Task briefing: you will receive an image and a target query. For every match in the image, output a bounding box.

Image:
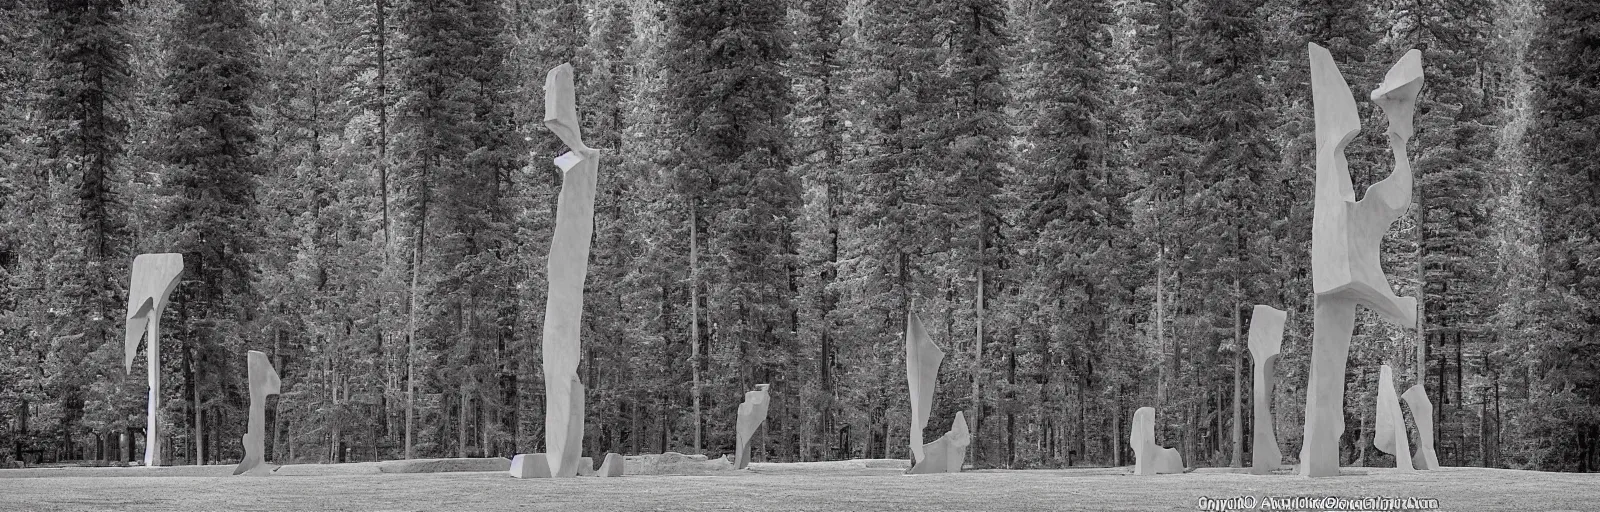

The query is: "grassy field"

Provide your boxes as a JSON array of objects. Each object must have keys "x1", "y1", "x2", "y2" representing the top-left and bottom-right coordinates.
[{"x1": 1, "y1": 462, "x2": 1595, "y2": 511}]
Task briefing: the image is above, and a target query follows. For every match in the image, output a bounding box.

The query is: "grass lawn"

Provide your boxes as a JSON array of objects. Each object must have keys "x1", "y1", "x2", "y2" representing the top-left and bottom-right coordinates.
[{"x1": 1, "y1": 462, "x2": 1594, "y2": 511}]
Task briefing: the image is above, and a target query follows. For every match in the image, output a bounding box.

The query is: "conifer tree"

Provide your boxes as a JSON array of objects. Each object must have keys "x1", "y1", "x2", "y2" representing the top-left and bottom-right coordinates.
[
  {"x1": 840, "y1": 0, "x2": 951, "y2": 460},
  {"x1": 937, "y1": 0, "x2": 1013, "y2": 467},
  {"x1": 1525, "y1": 0, "x2": 1600, "y2": 472},
  {"x1": 34, "y1": 0, "x2": 131, "y2": 458},
  {"x1": 662, "y1": 0, "x2": 798, "y2": 459},
  {"x1": 1011, "y1": 0, "x2": 1129, "y2": 468},
  {"x1": 1187, "y1": 0, "x2": 1277, "y2": 468},
  {"x1": 790, "y1": 0, "x2": 848, "y2": 460},
  {"x1": 154, "y1": 0, "x2": 263, "y2": 464}
]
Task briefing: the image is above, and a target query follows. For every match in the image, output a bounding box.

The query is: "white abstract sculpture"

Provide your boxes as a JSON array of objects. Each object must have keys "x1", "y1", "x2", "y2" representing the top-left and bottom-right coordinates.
[
  {"x1": 735, "y1": 384, "x2": 771, "y2": 469},
  {"x1": 124, "y1": 253, "x2": 183, "y2": 467},
  {"x1": 1402, "y1": 384, "x2": 1440, "y2": 470},
  {"x1": 234, "y1": 350, "x2": 281, "y2": 476},
  {"x1": 1298, "y1": 43, "x2": 1423, "y2": 477},
  {"x1": 905, "y1": 312, "x2": 944, "y2": 465},
  {"x1": 1374, "y1": 364, "x2": 1413, "y2": 470},
  {"x1": 1248, "y1": 305, "x2": 1286, "y2": 475},
  {"x1": 905, "y1": 411, "x2": 969, "y2": 475},
  {"x1": 540, "y1": 62, "x2": 599, "y2": 478},
  {"x1": 1131, "y1": 407, "x2": 1184, "y2": 475}
]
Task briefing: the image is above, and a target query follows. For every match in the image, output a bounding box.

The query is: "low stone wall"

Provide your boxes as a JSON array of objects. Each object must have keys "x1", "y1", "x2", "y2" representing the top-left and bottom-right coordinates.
[
  {"x1": 622, "y1": 452, "x2": 733, "y2": 475},
  {"x1": 377, "y1": 457, "x2": 512, "y2": 474}
]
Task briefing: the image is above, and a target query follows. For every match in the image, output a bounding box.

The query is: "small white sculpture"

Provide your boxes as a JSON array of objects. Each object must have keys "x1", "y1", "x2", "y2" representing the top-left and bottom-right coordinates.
[{"x1": 233, "y1": 351, "x2": 281, "y2": 476}]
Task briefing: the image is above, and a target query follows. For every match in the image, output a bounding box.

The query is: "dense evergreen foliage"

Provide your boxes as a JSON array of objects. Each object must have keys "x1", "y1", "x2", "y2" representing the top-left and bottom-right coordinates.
[{"x1": 0, "y1": 0, "x2": 1593, "y2": 473}]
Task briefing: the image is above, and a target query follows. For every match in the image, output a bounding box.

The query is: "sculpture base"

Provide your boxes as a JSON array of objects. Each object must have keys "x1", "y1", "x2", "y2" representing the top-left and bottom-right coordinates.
[
  {"x1": 233, "y1": 432, "x2": 271, "y2": 476},
  {"x1": 1134, "y1": 447, "x2": 1185, "y2": 475},
  {"x1": 1413, "y1": 449, "x2": 1440, "y2": 470},
  {"x1": 509, "y1": 454, "x2": 553, "y2": 478},
  {"x1": 905, "y1": 412, "x2": 969, "y2": 475}
]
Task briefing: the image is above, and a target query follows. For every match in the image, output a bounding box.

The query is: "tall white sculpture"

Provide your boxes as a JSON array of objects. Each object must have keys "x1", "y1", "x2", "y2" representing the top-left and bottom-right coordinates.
[
  {"x1": 1247, "y1": 305, "x2": 1286, "y2": 474},
  {"x1": 1299, "y1": 43, "x2": 1423, "y2": 477},
  {"x1": 1401, "y1": 384, "x2": 1440, "y2": 470},
  {"x1": 1374, "y1": 364, "x2": 1413, "y2": 470},
  {"x1": 540, "y1": 63, "x2": 599, "y2": 478},
  {"x1": 234, "y1": 351, "x2": 281, "y2": 476},
  {"x1": 124, "y1": 253, "x2": 184, "y2": 467},
  {"x1": 905, "y1": 311, "x2": 944, "y2": 465},
  {"x1": 735, "y1": 384, "x2": 771, "y2": 469}
]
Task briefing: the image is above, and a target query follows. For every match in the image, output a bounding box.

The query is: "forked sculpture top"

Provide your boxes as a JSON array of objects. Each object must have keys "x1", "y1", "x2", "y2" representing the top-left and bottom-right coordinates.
[
  {"x1": 125, "y1": 253, "x2": 184, "y2": 468},
  {"x1": 1310, "y1": 45, "x2": 1421, "y2": 326},
  {"x1": 1298, "y1": 43, "x2": 1423, "y2": 477},
  {"x1": 735, "y1": 384, "x2": 772, "y2": 469}
]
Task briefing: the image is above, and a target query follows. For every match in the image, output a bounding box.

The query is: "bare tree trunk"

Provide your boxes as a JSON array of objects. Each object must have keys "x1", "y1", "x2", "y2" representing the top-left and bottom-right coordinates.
[
  {"x1": 405, "y1": 200, "x2": 426, "y2": 459},
  {"x1": 458, "y1": 389, "x2": 468, "y2": 458},
  {"x1": 690, "y1": 204, "x2": 701, "y2": 455},
  {"x1": 971, "y1": 263, "x2": 984, "y2": 467},
  {"x1": 1112, "y1": 386, "x2": 1121, "y2": 467},
  {"x1": 1231, "y1": 280, "x2": 1243, "y2": 467},
  {"x1": 1006, "y1": 330, "x2": 1016, "y2": 467},
  {"x1": 1414, "y1": 185, "x2": 1425, "y2": 385},
  {"x1": 1155, "y1": 254, "x2": 1167, "y2": 406},
  {"x1": 1356, "y1": 366, "x2": 1369, "y2": 466},
  {"x1": 332, "y1": 364, "x2": 343, "y2": 463},
  {"x1": 1455, "y1": 330, "x2": 1464, "y2": 466},
  {"x1": 194, "y1": 358, "x2": 204, "y2": 466},
  {"x1": 1480, "y1": 354, "x2": 1487, "y2": 467}
]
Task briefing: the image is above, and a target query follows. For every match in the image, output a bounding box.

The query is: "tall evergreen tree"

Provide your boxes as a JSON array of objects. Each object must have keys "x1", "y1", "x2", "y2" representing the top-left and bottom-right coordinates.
[
  {"x1": 840, "y1": 0, "x2": 951, "y2": 460},
  {"x1": 154, "y1": 0, "x2": 263, "y2": 464},
  {"x1": 1382, "y1": 0, "x2": 1497, "y2": 466},
  {"x1": 936, "y1": 0, "x2": 1012, "y2": 468},
  {"x1": 1187, "y1": 0, "x2": 1277, "y2": 468},
  {"x1": 34, "y1": 0, "x2": 131, "y2": 459},
  {"x1": 576, "y1": 0, "x2": 638, "y2": 458},
  {"x1": 790, "y1": 0, "x2": 848, "y2": 461},
  {"x1": 662, "y1": 0, "x2": 799, "y2": 460},
  {"x1": 1525, "y1": 0, "x2": 1600, "y2": 472},
  {"x1": 1011, "y1": 0, "x2": 1130, "y2": 468}
]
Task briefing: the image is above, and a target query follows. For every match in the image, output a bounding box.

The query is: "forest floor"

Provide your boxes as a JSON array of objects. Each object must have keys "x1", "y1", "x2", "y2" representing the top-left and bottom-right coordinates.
[{"x1": 0, "y1": 460, "x2": 1594, "y2": 511}]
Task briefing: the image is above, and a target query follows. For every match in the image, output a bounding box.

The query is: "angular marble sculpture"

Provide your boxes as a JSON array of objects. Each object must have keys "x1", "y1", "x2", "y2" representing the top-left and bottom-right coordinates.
[
  {"x1": 735, "y1": 384, "x2": 771, "y2": 469},
  {"x1": 1248, "y1": 305, "x2": 1286, "y2": 475},
  {"x1": 1131, "y1": 407, "x2": 1184, "y2": 475},
  {"x1": 509, "y1": 453, "x2": 553, "y2": 478},
  {"x1": 1402, "y1": 384, "x2": 1440, "y2": 470},
  {"x1": 124, "y1": 253, "x2": 184, "y2": 467},
  {"x1": 905, "y1": 411, "x2": 969, "y2": 475},
  {"x1": 598, "y1": 452, "x2": 624, "y2": 477},
  {"x1": 541, "y1": 62, "x2": 600, "y2": 478},
  {"x1": 905, "y1": 312, "x2": 944, "y2": 464},
  {"x1": 1374, "y1": 364, "x2": 1413, "y2": 470},
  {"x1": 233, "y1": 351, "x2": 282, "y2": 476},
  {"x1": 1298, "y1": 43, "x2": 1424, "y2": 477}
]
